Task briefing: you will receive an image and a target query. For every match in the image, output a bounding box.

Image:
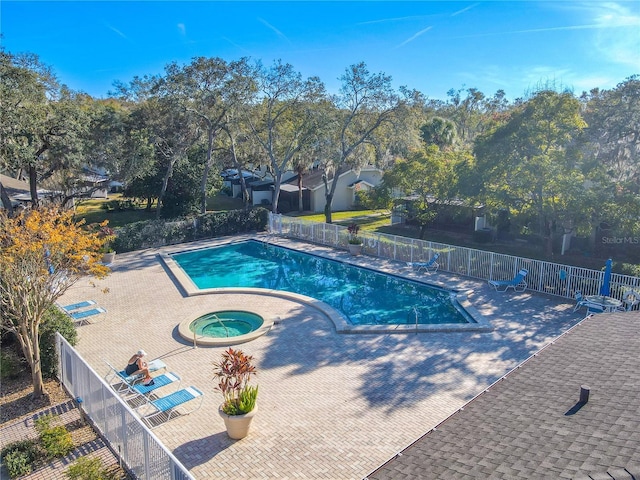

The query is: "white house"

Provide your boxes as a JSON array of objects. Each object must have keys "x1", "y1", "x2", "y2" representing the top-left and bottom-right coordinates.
[{"x1": 279, "y1": 166, "x2": 384, "y2": 213}]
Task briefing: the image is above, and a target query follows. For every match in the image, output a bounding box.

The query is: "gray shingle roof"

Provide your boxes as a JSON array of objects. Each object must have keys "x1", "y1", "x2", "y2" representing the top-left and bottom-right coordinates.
[{"x1": 367, "y1": 311, "x2": 640, "y2": 480}]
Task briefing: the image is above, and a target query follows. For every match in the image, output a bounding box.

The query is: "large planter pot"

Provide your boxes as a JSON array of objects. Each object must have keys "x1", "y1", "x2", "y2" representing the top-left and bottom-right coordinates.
[
  {"x1": 218, "y1": 405, "x2": 257, "y2": 439},
  {"x1": 101, "y1": 252, "x2": 116, "y2": 264},
  {"x1": 348, "y1": 243, "x2": 363, "y2": 256}
]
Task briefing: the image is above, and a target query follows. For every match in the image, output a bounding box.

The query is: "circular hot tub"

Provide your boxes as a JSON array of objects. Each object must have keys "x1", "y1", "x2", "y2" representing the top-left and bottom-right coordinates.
[{"x1": 178, "y1": 310, "x2": 273, "y2": 346}]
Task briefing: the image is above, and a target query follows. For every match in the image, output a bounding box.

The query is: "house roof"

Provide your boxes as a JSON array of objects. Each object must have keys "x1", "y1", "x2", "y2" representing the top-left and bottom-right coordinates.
[
  {"x1": 0, "y1": 173, "x2": 30, "y2": 197},
  {"x1": 367, "y1": 311, "x2": 640, "y2": 480}
]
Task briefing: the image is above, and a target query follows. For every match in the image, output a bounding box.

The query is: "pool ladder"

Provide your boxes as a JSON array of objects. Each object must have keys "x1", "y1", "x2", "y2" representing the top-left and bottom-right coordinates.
[{"x1": 413, "y1": 306, "x2": 419, "y2": 332}]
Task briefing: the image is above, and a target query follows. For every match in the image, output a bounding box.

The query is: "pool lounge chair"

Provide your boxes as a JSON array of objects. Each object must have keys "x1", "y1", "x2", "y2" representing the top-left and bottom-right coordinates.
[
  {"x1": 407, "y1": 253, "x2": 440, "y2": 274},
  {"x1": 488, "y1": 268, "x2": 528, "y2": 292},
  {"x1": 136, "y1": 386, "x2": 204, "y2": 429},
  {"x1": 123, "y1": 372, "x2": 182, "y2": 402},
  {"x1": 104, "y1": 359, "x2": 168, "y2": 393},
  {"x1": 60, "y1": 300, "x2": 96, "y2": 312}
]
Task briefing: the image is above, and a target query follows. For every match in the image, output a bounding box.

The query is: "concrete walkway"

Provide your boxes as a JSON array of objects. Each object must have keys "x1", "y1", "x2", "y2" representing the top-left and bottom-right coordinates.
[{"x1": 60, "y1": 236, "x2": 584, "y2": 479}]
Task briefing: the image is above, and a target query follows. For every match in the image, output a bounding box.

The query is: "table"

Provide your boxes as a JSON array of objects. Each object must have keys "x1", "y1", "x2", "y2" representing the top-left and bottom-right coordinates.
[{"x1": 585, "y1": 295, "x2": 623, "y2": 313}]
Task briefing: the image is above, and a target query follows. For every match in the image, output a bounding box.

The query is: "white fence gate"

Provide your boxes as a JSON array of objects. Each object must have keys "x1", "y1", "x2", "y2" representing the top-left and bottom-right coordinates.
[{"x1": 56, "y1": 334, "x2": 194, "y2": 480}]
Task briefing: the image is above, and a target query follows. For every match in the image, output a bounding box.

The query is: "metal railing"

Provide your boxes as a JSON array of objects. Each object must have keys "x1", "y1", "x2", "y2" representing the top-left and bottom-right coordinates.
[
  {"x1": 56, "y1": 334, "x2": 194, "y2": 480},
  {"x1": 268, "y1": 213, "x2": 640, "y2": 301}
]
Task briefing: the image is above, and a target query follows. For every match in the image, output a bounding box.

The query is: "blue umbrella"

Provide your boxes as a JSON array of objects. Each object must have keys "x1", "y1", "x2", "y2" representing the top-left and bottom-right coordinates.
[{"x1": 599, "y1": 258, "x2": 612, "y2": 297}]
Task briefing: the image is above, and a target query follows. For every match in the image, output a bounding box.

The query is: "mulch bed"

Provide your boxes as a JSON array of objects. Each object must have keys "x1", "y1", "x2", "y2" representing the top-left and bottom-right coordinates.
[{"x1": 1, "y1": 345, "x2": 131, "y2": 479}]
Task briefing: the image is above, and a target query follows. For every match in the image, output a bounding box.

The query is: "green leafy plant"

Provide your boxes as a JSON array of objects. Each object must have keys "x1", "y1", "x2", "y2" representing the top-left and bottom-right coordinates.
[
  {"x1": 35, "y1": 414, "x2": 74, "y2": 458},
  {"x1": 0, "y1": 350, "x2": 22, "y2": 380},
  {"x1": 213, "y1": 347, "x2": 258, "y2": 415},
  {"x1": 66, "y1": 456, "x2": 116, "y2": 480},
  {"x1": 1, "y1": 439, "x2": 42, "y2": 478},
  {"x1": 39, "y1": 306, "x2": 78, "y2": 378}
]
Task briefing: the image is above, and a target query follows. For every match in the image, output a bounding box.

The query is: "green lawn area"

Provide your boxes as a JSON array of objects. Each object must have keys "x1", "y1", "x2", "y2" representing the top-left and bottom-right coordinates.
[
  {"x1": 74, "y1": 193, "x2": 244, "y2": 227},
  {"x1": 292, "y1": 209, "x2": 392, "y2": 232}
]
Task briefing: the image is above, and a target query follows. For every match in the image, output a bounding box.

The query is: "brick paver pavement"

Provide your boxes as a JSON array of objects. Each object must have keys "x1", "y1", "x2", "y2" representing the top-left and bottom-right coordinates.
[{"x1": 58, "y1": 235, "x2": 584, "y2": 479}]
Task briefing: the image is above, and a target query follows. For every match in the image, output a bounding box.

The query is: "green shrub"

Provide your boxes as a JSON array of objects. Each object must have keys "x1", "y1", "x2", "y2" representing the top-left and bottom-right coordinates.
[
  {"x1": 39, "y1": 306, "x2": 78, "y2": 378},
  {"x1": 112, "y1": 207, "x2": 270, "y2": 253},
  {"x1": 35, "y1": 414, "x2": 74, "y2": 458},
  {"x1": 4, "y1": 450, "x2": 32, "y2": 478},
  {"x1": 1, "y1": 439, "x2": 42, "y2": 478},
  {"x1": 0, "y1": 350, "x2": 22, "y2": 380},
  {"x1": 66, "y1": 456, "x2": 116, "y2": 480},
  {"x1": 40, "y1": 425, "x2": 74, "y2": 458}
]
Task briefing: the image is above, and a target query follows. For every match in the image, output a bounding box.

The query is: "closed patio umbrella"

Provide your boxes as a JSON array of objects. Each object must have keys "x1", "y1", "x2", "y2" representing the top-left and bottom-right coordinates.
[{"x1": 599, "y1": 258, "x2": 612, "y2": 297}]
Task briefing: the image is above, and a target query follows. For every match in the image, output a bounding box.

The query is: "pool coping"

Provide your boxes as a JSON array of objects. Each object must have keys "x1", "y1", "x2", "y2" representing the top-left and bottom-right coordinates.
[
  {"x1": 158, "y1": 237, "x2": 493, "y2": 334},
  {"x1": 177, "y1": 308, "x2": 275, "y2": 347}
]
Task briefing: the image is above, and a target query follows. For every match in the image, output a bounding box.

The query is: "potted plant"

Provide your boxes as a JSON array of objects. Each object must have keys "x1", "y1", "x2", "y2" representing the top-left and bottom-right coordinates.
[
  {"x1": 213, "y1": 347, "x2": 258, "y2": 439},
  {"x1": 347, "y1": 223, "x2": 363, "y2": 255},
  {"x1": 91, "y1": 222, "x2": 116, "y2": 264}
]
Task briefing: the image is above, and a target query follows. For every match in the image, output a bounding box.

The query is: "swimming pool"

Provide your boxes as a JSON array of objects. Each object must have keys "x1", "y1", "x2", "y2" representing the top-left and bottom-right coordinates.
[{"x1": 167, "y1": 240, "x2": 486, "y2": 331}]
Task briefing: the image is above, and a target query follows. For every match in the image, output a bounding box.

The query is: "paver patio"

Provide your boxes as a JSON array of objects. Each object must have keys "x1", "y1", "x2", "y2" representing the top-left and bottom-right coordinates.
[{"x1": 60, "y1": 235, "x2": 584, "y2": 479}]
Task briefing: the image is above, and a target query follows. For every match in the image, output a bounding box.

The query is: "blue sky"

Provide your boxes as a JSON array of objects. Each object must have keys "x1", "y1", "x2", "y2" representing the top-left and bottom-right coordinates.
[{"x1": 2, "y1": 1, "x2": 639, "y2": 101}]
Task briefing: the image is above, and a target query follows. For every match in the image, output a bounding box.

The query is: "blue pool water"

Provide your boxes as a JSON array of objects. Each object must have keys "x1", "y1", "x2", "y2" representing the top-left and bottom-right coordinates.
[{"x1": 171, "y1": 241, "x2": 470, "y2": 326}]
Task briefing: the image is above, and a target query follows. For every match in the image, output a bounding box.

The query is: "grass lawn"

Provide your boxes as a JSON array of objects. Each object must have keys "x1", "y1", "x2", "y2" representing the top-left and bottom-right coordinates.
[{"x1": 74, "y1": 193, "x2": 245, "y2": 227}]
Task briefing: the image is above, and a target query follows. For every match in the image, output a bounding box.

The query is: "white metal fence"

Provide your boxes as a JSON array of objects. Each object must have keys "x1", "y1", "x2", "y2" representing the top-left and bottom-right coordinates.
[
  {"x1": 56, "y1": 334, "x2": 194, "y2": 480},
  {"x1": 268, "y1": 213, "x2": 640, "y2": 301}
]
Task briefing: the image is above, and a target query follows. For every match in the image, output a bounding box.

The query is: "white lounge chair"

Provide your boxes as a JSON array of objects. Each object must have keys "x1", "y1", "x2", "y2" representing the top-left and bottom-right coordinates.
[
  {"x1": 488, "y1": 268, "x2": 528, "y2": 292},
  {"x1": 573, "y1": 291, "x2": 604, "y2": 314}
]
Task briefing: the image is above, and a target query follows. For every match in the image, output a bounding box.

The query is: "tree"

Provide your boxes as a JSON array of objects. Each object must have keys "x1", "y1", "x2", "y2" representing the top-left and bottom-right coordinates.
[
  {"x1": 159, "y1": 57, "x2": 255, "y2": 214},
  {"x1": 382, "y1": 145, "x2": 465, "y2": 239},
  {"x1": 322, "y1": 62, "x2": 407, "y2": 223},
  {"x1": 248, "y1": 60, "x2": 327, "y2": 214},
  {"x1": 420, "y1": 117, "x2": 457, "y2": 150},
  {"x1": 0, "y1": 208, "x2": 110, "y2": 398},
  {"x1": 0, "y1": 50, "x2": 89, "y2": 209},
  {"x1": 474, "y1": 89, "x2": 587, "y2": 253}
]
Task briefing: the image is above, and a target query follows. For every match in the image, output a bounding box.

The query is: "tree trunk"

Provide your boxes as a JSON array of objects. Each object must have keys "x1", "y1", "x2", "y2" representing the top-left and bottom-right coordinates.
[
  {"x1": 157, "y1": 158, "x2": 176, "y2": 219},
  {"x1": 297, "y1": 175, "x2": 304, "y2": 212},
  {"x1": 0, "y1": 182, "x2": 15, "y2": 216},
  {"x1": 200, "y1": 128, "x2": 215, "y2": 214},
  {"x1": 29, "y1": 165, "x2": 39, "y2": 208}
]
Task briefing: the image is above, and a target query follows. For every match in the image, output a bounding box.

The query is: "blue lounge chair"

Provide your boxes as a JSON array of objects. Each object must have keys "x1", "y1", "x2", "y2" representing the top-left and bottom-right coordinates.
[
  {"x1": 104, "y1": 359, "x2": 168, "y2": 392},
  {"x1": 488, "y1": 268, "x2": 528, "y2": 292},
  {"x1": 61, "y1": 300, "x2": 96, "y2": 312},
  {"x1": 123, "y1": 372, "x2": 181, "y2": 402},
  {"x1": 407, "y1": 253, "x2": 440, "y2": 274},
  {"x1": 69, "y1": 307, "x2": 106, "y2": 324},
  {"x1": 137, "y1": 386, "x2": 204, "y2": 428}
]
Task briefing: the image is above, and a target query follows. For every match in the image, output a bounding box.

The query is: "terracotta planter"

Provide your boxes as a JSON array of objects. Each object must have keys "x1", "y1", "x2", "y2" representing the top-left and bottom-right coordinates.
[
  {"x1": 218, "y1": 405, "x2": 257, "y2": 439},
  {"x1": 348, "y1": 243, "x2": 363, "y2": 256},
  {"x1": 101, "y1": 252, "x2": 116, "y2": 264}
]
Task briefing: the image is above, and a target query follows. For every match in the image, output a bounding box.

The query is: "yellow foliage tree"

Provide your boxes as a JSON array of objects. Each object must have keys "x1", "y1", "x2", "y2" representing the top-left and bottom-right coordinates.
[{"x1": 0, "y1": 207, "x2": 111, "y2": 398}]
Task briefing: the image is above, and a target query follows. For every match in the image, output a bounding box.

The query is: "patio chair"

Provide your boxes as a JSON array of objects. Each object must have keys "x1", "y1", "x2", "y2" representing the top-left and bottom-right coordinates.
[
  {"x1": 407, "y1": 253, "x2": 440, "y2": 274},
  {"x1": 622, "y1": 290, "x2": 640, "y2": 311},
  {"x1": 104, "y1": 359, "x2": 168, "y2": 393},
  {"x1": 136, "y1": 386, "x2": 204, "y2": 429},
  {"x1": 573, "y1": 291, "x2": 606, "y2": 314},
  {"x1": 488, "y1": 268, "x2": 528, "y2": 292},
  {"x1": 60, "y1": 300, "x2": 96, "y2": 312}
]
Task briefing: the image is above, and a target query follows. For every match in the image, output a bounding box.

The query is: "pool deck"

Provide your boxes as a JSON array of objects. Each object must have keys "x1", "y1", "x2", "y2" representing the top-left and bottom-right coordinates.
[{"x1": 61, "y1": 235, "x2": 584, "y2": 479}]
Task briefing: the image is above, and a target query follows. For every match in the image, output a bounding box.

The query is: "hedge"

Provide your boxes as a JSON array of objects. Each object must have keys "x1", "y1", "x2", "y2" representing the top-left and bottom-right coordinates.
[{"x1": 112, "y1": 207, "x2": 269, "y2": 253}]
